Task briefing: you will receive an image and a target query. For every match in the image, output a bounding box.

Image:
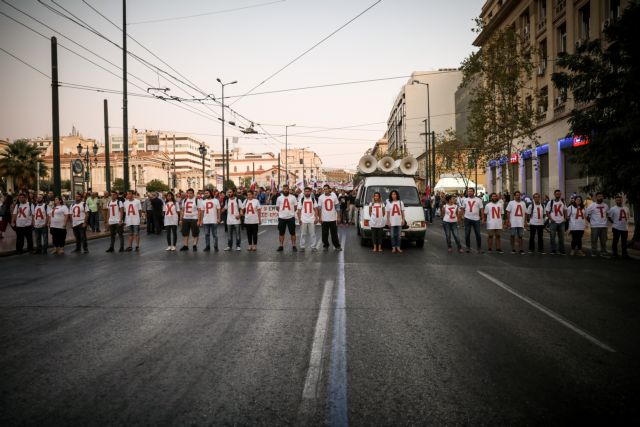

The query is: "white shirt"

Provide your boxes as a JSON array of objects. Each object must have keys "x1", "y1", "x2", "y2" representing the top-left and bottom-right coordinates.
[
  {"x1": 527, "y1": 203, "x2": 545, "y2": 226},
  {"x1": 70, "y1": 202, "x2": 88, "y2": 227},
  {"x1": 506, "y1": 200, "x2": 527, "y2": 228},
  {"x1": 202, "y1": 198, "x2": 221, "y2": 224},
  {"x1": 386, "y1": 200, "x2": 405, "y2": 227},
  {"x1": 297, "y1": 196, "x2": 317, "y2": 224},
  {"x1": 163, "y1": 201, "x2": 180, "y2": 226},
  {"x1": 608, "y1": 206, "x2": 629, "y2": 231},
  {"x1": 123, "y1": 199, "x2": 142, "y2": 226},
  {"x1": 242, "y1": 199, "x2": 261, "y2": 224},
  {"x1": 225, "y1": 198, "x2": 242, "y2": 225},
  {"x1": 586, "y1": 202, "x2": 609, "y2": 228},
  {"x1": 107, "y1": 200, "x2": 123, "y2": 225},
  {"x1": 181, "y1": 197, "x2": 202, "y2": 220},
  {"x1": 49, "y1": 204, "x2": 69, "y2": 229},
  {"x1": 462, "y1": 197, "x2": 483, "y2": 221},
  {"x1": 368, "y1": 202, "x2": 386, "y2": 228},
  {"x1": 567, "y1": 205, "x2": 586, "y2": 231},
  {"x1": 484, "y1": 202, "x2": 504, "y2": 230},
  {"x1": 546, "y1": 200, "x2": 566, "y2": 224},
  {"x1": 318, "y1": 193, "x2": 339, "y2": 222},
  {"x1": 442, "y1": 204, "x2": 459, "y2": 223},
  {"x1": 33, "y1": 204, "x2": 48, "y2": 228},
  {"x1": 276, "y1": 194, "x2": 298, "y2": 219},
  {"x1": 13, "y1": 202, "x2": 33, "y2": 228}
]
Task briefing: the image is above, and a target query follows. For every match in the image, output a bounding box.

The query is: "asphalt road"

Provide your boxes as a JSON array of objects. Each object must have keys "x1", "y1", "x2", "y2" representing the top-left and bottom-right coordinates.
[{"x1": 1, "y1": 223, "x2": 639, "y2": 425}]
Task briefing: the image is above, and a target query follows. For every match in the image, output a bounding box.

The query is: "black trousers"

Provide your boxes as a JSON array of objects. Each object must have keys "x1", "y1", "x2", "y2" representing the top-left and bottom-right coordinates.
[
  {"x1": 109, "y1": 223, "x2": 124, "y2": 250},
  {"x1": 146, "y1": 210, "x2": 154, "y2": 233},
  {"x1": 529, "y1": 224, "x2": 544, "y2": 252},
  {"x1": 15, "y1": 225, "x2": 33, "y2": 252},
  {"x1": 51, "y1": 227, "x2": 67, "y2": 248},
  {"x1": 570, "y1": 230, "x2": 584, "y2": 250},
  {"x1": 152, "y1": 211, "x2": 163, "y2": 234},
  {"x1": 321, "y1": 221, "x2": 340, "y2": 248},
  {"x1": 166, "y1": 225, "x2": 177, "y2": 246},
  {"x1": 246, "y1": 223, "x2": 259, "y2": 245},
  {"x1": 72, "y1": 225, "x2": 88, "y2": 250},
  {"x1": 612, "y1": 228, "x2": 628, "y2": 257}
]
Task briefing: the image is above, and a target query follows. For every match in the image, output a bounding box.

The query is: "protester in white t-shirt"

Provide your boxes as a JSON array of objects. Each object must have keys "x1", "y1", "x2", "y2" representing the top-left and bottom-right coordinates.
[
  {"x1": 461, "y1": 187, "x2": 484, "y2": 253},
  {"x1": 440, "y1": 194, "x2": 463, "y2": 253},
  {"x1": 70, "y1": 193, "x2": 89, "y2": 253},
  {"x1": 222, "y1": 189, "x2": 242, "y2": 251},
  {"x1": 49, "y1": 196, "x2": 69, "y2": 254},
  {"x1": 545, "y1": 189, "x2": 567, "y2": 254},
  {"x1": 123, "y1": 191, "x2": 143, "y2": 251},
  {"x1": 11, "y1": 193, "x2": 34, "y2": 253},
  {"x1": 32, "y1": 194, "x2": 49, "y2": 254},
  {"x1": 106, "y1": 191, "x2": 124, "y2": 253},
  {"x1": 179, "y1": 188, "x2": 203, "y2": 251},
  {"x1": 201, "y1": 190, "x2": 221, "y2": 252},
  {"x1": 242, "y1": 189, "x2": 262, "y2": 251},
  {"x1": 297, "y1": 187, "x2": 318, "y2": 251},
  {"x1": 317, "y1": 185, "x2": 342, "y2": 251},
  {"x1": 608, "y1": 194, "x2": 630, "y2": 259},
  {"x1": 369, "y1": 191, "x2": 386, "y2": 252},
  {"x1": 484, "y1": 192, "x2": 504, "y2": 253},
  {"x1": 386, "y1": 190, "x2": 405, "y2": 253},
  {"x1": 163, "y1": 192, "x2": 181, "y2": 251},
  {"x1": 275, "y1": 185, "x2": 298, "y2": 251},
  {"x1": 567, "y1": 195, "x2": 587, "y2": 256},
  {"x1": 586, "y1": 192, "x2": 609, "y2": 257},
  {"x1": 526, "y1": 193, "x2": 546, "y2": 254},
  {"x1": 506, "y1": 191, "x2": 528, "y2": 254}
]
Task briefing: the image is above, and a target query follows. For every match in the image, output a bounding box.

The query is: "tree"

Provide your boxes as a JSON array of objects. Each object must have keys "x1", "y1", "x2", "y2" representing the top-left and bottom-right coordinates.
[
  {"x1": 552, "y1": 2, "x2": 640, "y2": 247},
  {"x1": 112, "y1": 178, "x2": 125, "y2": 193},
  {"x1": 436, "y1": 129, "x2": 479, "y2": 191},
  {"x1": 61, "y1": 179, "x2": 71, "y2": 191},
  {"x1": 146, "y1": 179, "x2": 169, "y2": 192},
  {"x1": 223, "y1": 180, "x2": 236, "y2": 191},
  {"x1": 0, "y1": 139, "x2": 47, "y2": 191},
  {"x1": 461, "y1": 22, "x2": 539, "y2": 192}
]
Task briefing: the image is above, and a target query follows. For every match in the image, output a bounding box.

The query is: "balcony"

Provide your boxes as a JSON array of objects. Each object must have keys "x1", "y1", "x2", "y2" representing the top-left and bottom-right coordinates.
[
  {"x1": 554, "y1": 0, "x2": 566, "y2": 21},
  {"x1": 537, "y1": 19, "x2": 547, "y2": 34}
]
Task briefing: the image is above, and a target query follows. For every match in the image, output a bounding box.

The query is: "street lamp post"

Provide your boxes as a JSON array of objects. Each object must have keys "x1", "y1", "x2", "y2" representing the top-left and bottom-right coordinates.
[
  {"x1": 216, "y1": 78, "x2": 237, "y2": 191},
  {"x1": 77, "y1": 143, "x2": 98, "y2": 192},
  {"x1": 285, "y1": 124, "x2": 296, "y2": 185},
  {"x1": 300, "y1": 147, "x2": 305, "y2": 187},
  {"x1": 199, "y1": 144, "x2": 207, "y2": 190}
]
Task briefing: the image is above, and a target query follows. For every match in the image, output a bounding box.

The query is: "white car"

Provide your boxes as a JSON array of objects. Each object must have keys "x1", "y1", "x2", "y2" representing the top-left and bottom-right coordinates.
[{"x1": 354, "y1": 176, "x2": 427, "y2": 248}]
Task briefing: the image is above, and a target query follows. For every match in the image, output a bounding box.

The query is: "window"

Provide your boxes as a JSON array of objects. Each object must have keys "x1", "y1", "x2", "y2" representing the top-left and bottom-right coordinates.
[
  {"x1": 539, "y1": 86, "x2": 549, "y2": 113},
  {"x1": 557, "y1": 23, "x2": 567, "y2": 54},
  {"x1": 234, "y1": 166, "x2": 237, "y2": 172},
  {"x1": 579, "y1": 3, "x2": 590, "y2": 41},
  {"x1": 364, "y1": 186, "x2": 421, "y2": 207},
  {"x1": 538, "y1": 0, "x2": 547, "y2": 28},
  {"x1": 609, "y1": 0, "x2": 620, "y2": 20},
  {"x1": 538, "y1": 39, "x2": 548, "y2": 73},
  {"x1": 520, "y1": 11, "x2": 530, "y2": 37}
]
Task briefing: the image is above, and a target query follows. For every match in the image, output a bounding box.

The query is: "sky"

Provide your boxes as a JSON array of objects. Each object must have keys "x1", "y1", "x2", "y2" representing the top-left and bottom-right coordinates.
[{"x1": 0, "y1": 0, "x2": 482, "y2": 168}]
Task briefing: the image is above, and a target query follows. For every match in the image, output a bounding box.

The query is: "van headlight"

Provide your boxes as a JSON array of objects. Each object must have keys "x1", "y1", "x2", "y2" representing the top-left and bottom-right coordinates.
[{"x1": 411, "y1": 221, "x2": 426, "y2": 228}]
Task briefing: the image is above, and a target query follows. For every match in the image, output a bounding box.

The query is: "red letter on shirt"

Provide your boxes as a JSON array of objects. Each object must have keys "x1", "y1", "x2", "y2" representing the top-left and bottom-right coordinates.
[
  {"x1": 515, "y1": 205, "x2": 523, "y2": 217},
  {"x1": 246, "y1": 202, "x2": 255, "y2": 215},
  {"x1": 304, "y1": 201, "x2": 313, "y2": 213},
  {"x1": 324, "y1": 199, "x2": 334, "y2": 211},
  {"x1": 391, "y1": 203, "x2": 401, "y2": 216},
  {"x1": 374, "y1": 204, "x2": 382, "y2": 217},
  {"x1": 620, "y1": 209, "x2": 627, "y2": 221},
  {"x1": 553, "y1": 204, "x2": 562, "y2": 216},
  {"x1": 491, "y1": 206, "x2": 500, "y2": 219},
  {"x1": 576, "y1": 208, "x2": 584, "y2": 219},
  {"x1": 166, "y1": 203, "x2": 174, "y2": 216},
  {"x1": 448, "y1": 206, "x2": 456, "y2": 220},
  {"x1": 467, "y1": 201, "x2": 476, "y2": 212},
  {"x1": 35, "y1": 208, "x2": 44, "y2": 220},
  {"x1": 283, "y1": 198, "x2": 290, "y2": 211},
  {"x1": 597, "y1": 206, "x2": 605, "y2": 218},
  {"x1": 127, "y1": 204, "x2": 136, "y2": 215},
  {"x1": 205, "y1": 201, "x2": 213, "y2": 214},
  {"x1": 73, "y1": 205, "x2": 80, "y2": 217}
]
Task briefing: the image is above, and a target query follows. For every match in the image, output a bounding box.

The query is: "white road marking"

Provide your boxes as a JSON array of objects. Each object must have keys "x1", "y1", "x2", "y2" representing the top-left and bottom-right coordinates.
[
  {"x1": 258, "y1": 229, "x2": 268, "y2": 235},
  {"x1": 477, "y1": 270, "x2": 616, "y2": 353},
  {"x1": 301, "y1": 279, "x2": 334, "y2": 400}
]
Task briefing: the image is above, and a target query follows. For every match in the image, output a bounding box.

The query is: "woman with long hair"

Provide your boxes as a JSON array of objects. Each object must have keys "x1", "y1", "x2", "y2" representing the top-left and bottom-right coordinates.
[
  {"x1": 49, "y1": 196, "x2": 69, "y2": 255},
  {"x1": 163, "y1": 192, "x2": 180, "y2": 251},
  {"x1": 567, "y1": 195, "x2": 586, "y2": 256},
  {"x1": 386, "y1": 189, "x2": 406, "y2": 253}
]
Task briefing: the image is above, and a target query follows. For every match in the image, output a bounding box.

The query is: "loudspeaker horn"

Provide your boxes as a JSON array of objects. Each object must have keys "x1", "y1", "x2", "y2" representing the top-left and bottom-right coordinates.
[
  {"x1": 358, "y1": 155, "x2": 378, "y2": 174},
  {"x1": 378, "y1": 156, "x2": 395, "y2": 173},
  {"x1": 399, "y1": 156, "x2": 418, "y2": 175}
]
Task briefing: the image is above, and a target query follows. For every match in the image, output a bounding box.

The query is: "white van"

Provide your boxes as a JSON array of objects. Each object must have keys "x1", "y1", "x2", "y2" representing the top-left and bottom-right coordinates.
[{"x1": 354, "y1": 176, "x2": 426, "y2": 248}]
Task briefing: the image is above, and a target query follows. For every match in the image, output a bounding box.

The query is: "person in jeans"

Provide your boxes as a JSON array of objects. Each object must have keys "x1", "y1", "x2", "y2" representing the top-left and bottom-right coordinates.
[
  {"x1": 163, "y1": 192, "x2": 180, "y2": 251},
  {"x1": 242, "y1": 190, "x2": 261, "y2": 251},
  {"x1": 105, "y1": 190, "x2": 124, "y2": 253},
  {"x1": 567, "y1": 195, "x2": 586, "y2": 256},
  {"x1": 297, "y1": 187, "x2": 319, "y2": 252},
  {"x1": 11, "y1": 192, "x2": 34, "y2": 254},
  {"x1": 441, "y1": 194, "x2": 463, "y2": 253},
  {"x1": 461, "y1": 187, "x2": 484, "y2": 253},
  {"x1": 224, "y1": 188, "x2": 242, "y2": 251},
  {"x1": 545, "y1": 189, "x2": 567, "y2": 255},
  {"x1": 179, "y1": 188, "x2": 203, "y2": 251},
  {"x1": 201, "y1": 190, "x2": 221, "y2": 252},
  {"x1": 484, "y1": 192, "x2": 504, "y2": 253},
  {"x1": 506, "y1": 191, "x2": 527, "y2": 254},
  {"x1": 386, "y1": 190, "x2": 406, "y2": 253},
  {"x1": 143, "y1": 194, "x2": 154, "y2": 234},
  {"x1": 70, "y1": 192, "x2": 89, "y2": 253},
  {"x1": 318, "y1": 185, "x2": 342, "y2": 251},
  {"x1": 32, "y1": 194, "x2": 49, "y2": 254},
  {"x1": 369, "y1": 191, "x2": 386, "y2": 252},
  {"x1": 586, "y1": 192, "x2": 609, "y2": 257},
  {"x1": 526, "y1": 193, "x2": 545, "y2": 254},
  {"x1": 608, "y1": 195, "x2": 630, "y2": 259}
]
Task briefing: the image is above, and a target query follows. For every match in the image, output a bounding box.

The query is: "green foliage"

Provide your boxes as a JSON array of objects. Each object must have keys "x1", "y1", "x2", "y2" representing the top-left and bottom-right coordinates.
[
  {"x1": 223, "y1": 180, "x2": 236, "y2": 191},
  {"x1": 146, "y1": 179, "x2": 169, "y2": 192},
  {"x1": 0, "y1": 139, "x2": 47, "y2": 190},
  {"x1": 552, "y1": 2, "x2": 640, "y2": 205},
  {"x1": 112, "y1": 178, "x2": 125, "y2": 193}
]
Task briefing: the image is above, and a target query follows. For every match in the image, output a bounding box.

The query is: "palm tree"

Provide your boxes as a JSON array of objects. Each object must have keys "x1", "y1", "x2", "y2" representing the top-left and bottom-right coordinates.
[{"x1": 0, "y1": 139, "x2": 47, "y2": 191}]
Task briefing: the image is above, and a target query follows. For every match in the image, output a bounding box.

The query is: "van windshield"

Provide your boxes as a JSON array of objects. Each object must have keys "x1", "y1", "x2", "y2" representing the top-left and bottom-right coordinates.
[{"x1": 364, "y1": 186, "x2": 421, "y2": 206}]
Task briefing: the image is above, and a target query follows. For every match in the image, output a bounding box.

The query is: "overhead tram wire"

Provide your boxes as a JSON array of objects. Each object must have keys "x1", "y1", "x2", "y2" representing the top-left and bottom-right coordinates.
[
  {"x1": 0, "y1": 46, "x2": 50, "y2": 78},
  {"x1": 229, "y1": 0, "x2": 383, "y2": 106}
]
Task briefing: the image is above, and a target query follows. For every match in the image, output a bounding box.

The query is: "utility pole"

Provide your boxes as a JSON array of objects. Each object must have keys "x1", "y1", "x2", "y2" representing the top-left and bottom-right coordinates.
[
  {"x1": 225, "y1": 138, "x2": 230, "y2": 187},
  {"x1": 431, "y1": 131, "x2": 436, "y2": 190},
  {"x1": 104, "y1": 99, "x2": 111, "y2": 192},
  {"x1": 216, "y1": 78, "x2": 238, "y2": 191},
  {"x1": 51, "y1": 37, "x2": 61, "y2": 196},
  {"x1": 122, "y1": 0, "x2": 129, "y2": 191},
  {"x1": 172, "y1": 134, "x2": 176, "y2": 189},
  {"x1": 422, "y1": 120, "x2": 429, "y2": 193},
  {"x1": 277, "y1": 153, "x2": 281, "y2": 188}
]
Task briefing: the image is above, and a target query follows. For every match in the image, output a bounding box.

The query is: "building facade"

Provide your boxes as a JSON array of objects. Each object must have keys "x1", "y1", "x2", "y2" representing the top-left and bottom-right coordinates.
[
  {"x1": 283, "y1": 148, "x2": 324, "y2": 185},
  {"x1": 475, "y1": 0, "x2": 627, "y2": 198}
]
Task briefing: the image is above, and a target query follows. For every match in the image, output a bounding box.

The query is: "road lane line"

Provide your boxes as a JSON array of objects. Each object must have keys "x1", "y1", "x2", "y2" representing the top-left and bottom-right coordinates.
[
  {"x1": 477, "y1": 270, "x2": 616, "y2": 353},
  {"x1": 301, "y1": 279, "x2": 334, "y2": 400},
  {"x1": 328, "y1": 234, "x2": 348, "y2": 426}
]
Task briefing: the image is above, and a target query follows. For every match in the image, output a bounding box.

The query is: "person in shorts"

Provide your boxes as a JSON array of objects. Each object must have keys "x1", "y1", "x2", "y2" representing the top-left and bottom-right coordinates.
[
  {"x1": 506, "y1": 190, "x2": 527, "y2": 254},
  {"x1": 123, "y1": 190, "x2": 143, "y2": 251},
  {"x1": 483, "y1": 192, "x2": 504, "y2": 253},
  {"x1": 276, "y1": 185, "x2": 298, "y2": 252},
  {"x1": 179, "y1": 188, "x2": 203, "y2": 251}
]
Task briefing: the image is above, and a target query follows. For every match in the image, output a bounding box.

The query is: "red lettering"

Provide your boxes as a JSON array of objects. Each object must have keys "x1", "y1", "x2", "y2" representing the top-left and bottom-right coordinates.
[
  {"x1": 536, "y1": 207, "x2": 541, "y2": 219},
  {"x1": 374, "y1": 204, "x2": 382, "y2": 217},
  {"x1": 205, "y1": 201, "x2": 214, "y2": 214},
  {"x1": 127, "y1": 204, "x2": 136, "y2": 216},
  {"x1": 230, "y1": 202, "x2": 235, "y2": 215},
  {"x1": 282, "y1": 198, "x2": 291, "y2": 211},
  {"x1": 246, "y1": 202, "x2": 255, "y2": 215},
  {"x1": 35, "y1": 208, "x2": 44, "y2": 220},
  {"x1": 467, "y1": 201, "x2": 476, "y2": 212},
  {"x1": 185, "y1": 201, "x2": 193, "y2": 214},
  {"x1": 447, "y1": 206, "x2": 456, "y2": 220},
  {"x1": 597, "y1": 206, "x2": 605, "y2": 218},
  {"x1": 514, "y1": 204, "x2": 523, "y2": 217},
  {"x1": 73, "y1": 205, "x2": 80, "y2": 217},
  {"x1": 304, "y1": 201, "x2": 313, "y2": 213},
  {"x1": 491, "y1": 206, "x2": 501, "y2": 219},
  {"x1": 166, "y1": 203, "x2": 174, "y2": 216},
  {"x1": 553, "y1": 204, "x2": 562, "y2": 216},
  {"x1": 324, "y1": 199, "x2": 334, "y2": 211},
  {"x1": 18, "y1": 206, "x2": 27, "y2": 218},
  {"x1": 391, "y1": 203, "x2": 401, "y2": 216},
  {"x1": 110, "y1": 203, "x2": 117, "y2": 217},
  {"x1": 575, "y1": 208, "x2": 584, "y2": 219},
  {"x1": 619, "y1": 209, "x2": 627, "y2": 221}
]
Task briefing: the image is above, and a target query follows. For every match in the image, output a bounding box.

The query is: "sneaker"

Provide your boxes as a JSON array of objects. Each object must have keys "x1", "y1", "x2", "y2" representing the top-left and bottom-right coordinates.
[
  {"x1": 334, "y1": 247, "x2": 343, "y2": 251},
  {"x1": 539, "y1": 251, "x2": 546, "y2": 255},
  {"x1": 171, "y1": 246, "x2": 176, "y2": 251},
  {"x1": 458, "y1": 248, "x2": 464, "y2": 253},
  {"x1": 224, "y1": 247, "x2": 231, "y2": 251},
  {"x1": 519, "y1": 250, "x2": 525, "y2": 255},
  {"x1": 135, "y1": 246, "x2": 139, "y2": 252},
  {"x1": 203, "y1": 246, "x2": 210, "y2": 252},
  {"x1": 511, "y1": 250, "x2": 516, "y2": 254},
  {"x1": 528, "y1": 250, "x2": 533, "y2": 254},
  {"x1": 179, "y1": 246, "x2": 189, "y2": 251},
  {"x1": 277, "y1": 246, "x2": 284, "y2": 252},
  {"x1": 125, "y1": 247, "x2": 133, "y2": 252},
  {"x1": 236, "y1": 247, "x2": 241, "y2": 251},
  {"x1": 466, "y1": 248, "x2": 471, "y2": 253},
  {"x1": 106, "y1": 247, "x2": 114, "y2": 253},
  {"x1": 292, "y1": 246, "x2": 298, "y2": 252},
  {"x1": 559, "y1": 251, "x2": 567, "y2": 255},
  {"x1": 192, "y1": 245, "x2": 197, "y2": 251},
  {"x1": 550, "y1": 250, "x2": 557, "y2": 255},
  {"x1": 496, "y1": 249, "x2": 504, "y2": 254},
  {"x1": 165, "y1": 246, "x2": 172, "y2": 251}
]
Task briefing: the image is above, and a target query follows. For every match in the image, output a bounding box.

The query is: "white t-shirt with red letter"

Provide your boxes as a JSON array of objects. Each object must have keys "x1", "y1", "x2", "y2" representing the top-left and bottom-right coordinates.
[
  {"x1": 225, "y1": 198, "x2": 242, "y2": 225},
  {"x1": 12, "y1": 203, "x2": 33, "y2": 227},
  {"x1": 386, "y1": 200, "x2": 405, "y2": 227},
  {"x1": 297, "y1": 196, "x2": 317, "y2": 224},
  {"x1": 276, "y1": 194, "x2": 298, "y2": 219},
  {"x1": 123, "y1": 199, "x2": 142, "y2": 226},
  {"x1": 462, "y1": 197, "x2": 483, "y2": 221},
  {"x1": 181, "y1": 197, "x2": 202, "y2": 220},
  {"x1": 506, "y1": 200, "x2": 527, "y2": 228},
  {"x1": 546, "y1": 200, "x2": 566, "y2": 224},
  {"x1": 202, "y1": 198, "x2": 221, "y2": 224},
  {"x1": 586, "y1": 202, "x2": 609, "y2": 228},
  {"x1": 242, "y1": 199, "x2": 261, "y2": 224},
  {"x1": 163, "y1": 201, "x2": 180, "y2": 226},
  {"x1": 70, "y1": 202, "x2": 88, "y2": 227},
  {"x1": 442, "y1": 204, "x2": 459, "y2": 223},
  {"x1": 369, "y1": 202, "x2": 386, "y2": 228},
  {"x1": 33, "y1": 204, "x2": 48, "y2": 228},
  {"x1": 527, "y1": 203, "x2": 545, "y2": 226},
  {"x1": 49, "y1": 205, "x2": 69, "y2": 229},
  {"x1": 567, "y1": 205, "x2": 586, "y2": 231},
  {"x1": 484, "y1": 202, "x2": 504, "y2": 230},
  {"x1": 107, "y1": 200, "x2": 123, "y2": 225},
  {"x1": 608, "y1": 206, "x2": 629, "y2": 231},
  {"x1": 318, "y1": 193, "x2": 339, "y2": 222}
]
